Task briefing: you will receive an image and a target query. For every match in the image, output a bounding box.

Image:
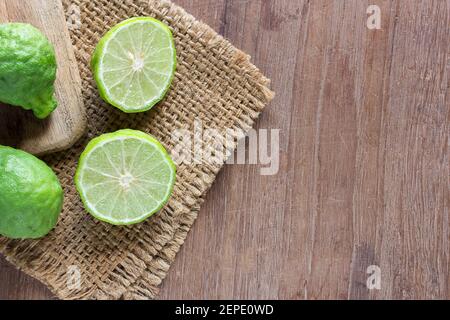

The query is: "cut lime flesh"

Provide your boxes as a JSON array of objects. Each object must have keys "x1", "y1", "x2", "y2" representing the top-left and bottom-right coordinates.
[
  {"x1": 91, "y1": 17, "x2": 176, "y2": 112},
  {"x1": 75, "y1": 129, "x2": 176, "y2": 225}
]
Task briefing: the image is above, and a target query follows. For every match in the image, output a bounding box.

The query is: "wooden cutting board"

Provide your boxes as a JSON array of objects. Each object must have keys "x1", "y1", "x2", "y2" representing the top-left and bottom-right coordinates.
[{"x1": 0, "y1": 0, "x2": 85, "y2": 155}]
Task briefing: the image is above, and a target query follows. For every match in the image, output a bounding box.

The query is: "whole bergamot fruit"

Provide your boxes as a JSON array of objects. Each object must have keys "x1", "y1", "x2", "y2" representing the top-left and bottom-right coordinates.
[
  {"x1": 0, "y1": 23, "x2": 57, "y2": 119},
  {"x1": 0, "y1": 146, "x2": 63, "y2": 239}
]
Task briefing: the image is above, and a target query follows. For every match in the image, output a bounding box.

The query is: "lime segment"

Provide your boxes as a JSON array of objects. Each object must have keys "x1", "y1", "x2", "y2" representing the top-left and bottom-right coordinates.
[
  {"x1": 91, "y1": 17, "x2": 176, "y2": 112},
  {"x1": 75, "y1": 129, "x2": 176, "y2": 225}
]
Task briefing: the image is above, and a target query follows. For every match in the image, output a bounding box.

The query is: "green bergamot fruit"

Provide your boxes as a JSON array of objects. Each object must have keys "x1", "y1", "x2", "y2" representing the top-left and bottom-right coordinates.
[
  {"x1": 0, "y1": 23, "x2": 58, "y2": 119},
  {"x1": 0, "y1": 146, "x2": 63, "y2": 239}
]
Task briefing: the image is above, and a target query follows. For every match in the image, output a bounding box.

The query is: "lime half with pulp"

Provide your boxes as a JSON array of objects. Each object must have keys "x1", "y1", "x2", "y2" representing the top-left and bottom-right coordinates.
[
  {"x1": 75, "y1": 129, "x2": 176, "y2": 225},
  {"x1": 91, "y1": 17, "x2": 176, "y2": 112}
]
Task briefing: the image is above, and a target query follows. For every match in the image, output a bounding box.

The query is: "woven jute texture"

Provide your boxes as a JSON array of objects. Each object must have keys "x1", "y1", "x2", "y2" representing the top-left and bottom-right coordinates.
[{"x1": 0, "y1": 0, "x2": 273, "y2": 299}]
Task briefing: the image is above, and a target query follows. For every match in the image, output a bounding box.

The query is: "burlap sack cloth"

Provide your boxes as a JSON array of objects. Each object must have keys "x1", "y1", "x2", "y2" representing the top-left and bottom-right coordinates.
[{"x1": 0, "y1": 0, "x2": 273, "y2": 299}]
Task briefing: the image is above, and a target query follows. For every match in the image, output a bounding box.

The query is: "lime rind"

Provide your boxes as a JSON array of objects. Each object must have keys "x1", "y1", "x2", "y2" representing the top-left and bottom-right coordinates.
[
  {"x1": 0, "y1": 145, "x2": 63, "y2": 239},
  {"x1": 0, "y1": 23, "x2": 58, "y2": 119},
  {"x1": 75, "y1": 129, "x2": 176, "y2": 225},
  {"x1": 91, "y1": 17, "x2": 177, "y2": 113}
]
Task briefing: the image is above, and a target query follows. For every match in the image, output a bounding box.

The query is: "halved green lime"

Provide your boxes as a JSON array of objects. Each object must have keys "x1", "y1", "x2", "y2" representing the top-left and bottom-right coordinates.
[
  {"x1": 75, "y1": 129, "x2": 176, "y2": 225},
  {"x1": 91, "y1": 17, "x2": 176, "y2": 113}
]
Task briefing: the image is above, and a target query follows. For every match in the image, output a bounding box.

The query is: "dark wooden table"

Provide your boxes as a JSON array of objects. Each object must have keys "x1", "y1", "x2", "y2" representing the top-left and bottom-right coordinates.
[{"x1": 1, "y1": 0, "x2": 449, "y2": 299}]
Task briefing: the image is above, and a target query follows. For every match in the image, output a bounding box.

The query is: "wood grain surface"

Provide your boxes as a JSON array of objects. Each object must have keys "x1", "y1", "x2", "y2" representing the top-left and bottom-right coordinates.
[
  {"x1": 0, "y1": 0, "x2": 448, "y2": 299},
  {"x1": 0, "y1": 0, "x2": 85, "y2": 155}
]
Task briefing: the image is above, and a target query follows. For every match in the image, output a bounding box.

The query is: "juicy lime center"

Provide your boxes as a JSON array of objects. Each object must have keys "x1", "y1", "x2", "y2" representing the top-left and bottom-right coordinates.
[
  {"x1": 119, "y1": 173, "x2": 134, "y2": 189},
  {"x1": 128, "y1": 51, "x2": 145, "y2": 72}
]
